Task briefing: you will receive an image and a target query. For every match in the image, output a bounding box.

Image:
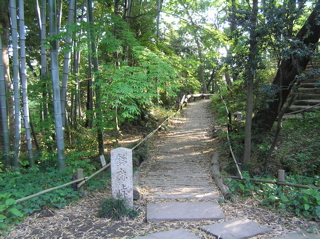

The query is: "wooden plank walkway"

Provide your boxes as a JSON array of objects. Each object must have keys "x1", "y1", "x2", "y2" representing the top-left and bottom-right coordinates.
[{"x1": 138, "y1": 99, "x2": 221, "y2": 200}]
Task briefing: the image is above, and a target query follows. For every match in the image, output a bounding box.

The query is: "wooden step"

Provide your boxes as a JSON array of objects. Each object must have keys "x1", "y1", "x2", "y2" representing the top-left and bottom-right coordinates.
[
  {"x1": 300, "y1": 83, "x2": 320, "y2": 88},
  {"x1": 293, "y1": 99, "x2": 320, "y2": 106},
  {"x1": 297, "y1": 93, "x2": 320, "y2": 100},
  {"x1": 298, "y1": 88, "x2": 320, "y2": 94},
  {"x1": 288, "y1": 105, "x2": 320, "y2": 113}
]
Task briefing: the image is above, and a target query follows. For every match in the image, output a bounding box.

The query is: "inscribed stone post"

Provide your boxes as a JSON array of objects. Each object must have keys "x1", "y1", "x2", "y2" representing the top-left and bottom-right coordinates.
[{"x1": 111, "y1": 147, "x2": 133, "y2": 208}]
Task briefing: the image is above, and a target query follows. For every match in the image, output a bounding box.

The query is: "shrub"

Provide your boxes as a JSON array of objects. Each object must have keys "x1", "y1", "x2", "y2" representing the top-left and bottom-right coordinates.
[
  {"x1": 98, "y1": 197, "x2": 139, "y2": 220},
  {"x1": 226, "y1": 173, "x2": 320, "y2": 220}
]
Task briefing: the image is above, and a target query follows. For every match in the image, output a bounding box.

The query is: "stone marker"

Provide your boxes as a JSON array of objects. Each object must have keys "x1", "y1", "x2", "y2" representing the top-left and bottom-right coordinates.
[
  {"x1": 200, "y1": 218, "x2": 272, "y2": 239},
  {"x1": 135, "y1": 228, "x2": 200, "y2": 239},
  {"x1": 111, "y1": 147, "x2": 133, "y2": 208},
  {"x1": 146, "y1": 201, "x2": 225, "y2": 221}
]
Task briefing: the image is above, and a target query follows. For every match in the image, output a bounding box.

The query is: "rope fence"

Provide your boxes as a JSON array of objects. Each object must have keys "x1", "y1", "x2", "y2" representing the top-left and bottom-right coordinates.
[{"x1": 217, "y1": 90, "x2": 243, "y2": 179}]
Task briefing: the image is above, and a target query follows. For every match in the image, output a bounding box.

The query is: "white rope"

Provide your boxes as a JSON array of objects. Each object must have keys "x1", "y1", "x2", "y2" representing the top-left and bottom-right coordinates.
[{"x1": 217, "y1": 91, "x2": 243, "y2": 179}]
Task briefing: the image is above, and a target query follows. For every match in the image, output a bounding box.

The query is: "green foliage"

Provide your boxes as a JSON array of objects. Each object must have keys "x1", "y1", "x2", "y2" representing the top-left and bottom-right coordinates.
[
  {"x1": 99, "y1": 46, "x2": 178, "y2": 132},
  {"x1": 98, "y1": 197, "x2": 139, "y2": 220},
  {"x1": 65, "y1": 151, "x2": 96, "y2": 173},
  {"x1": 0, "y1": 168, "x2": 81, "y2": 224},
  {"x1": 266, "y1": 111, "x2": 320, "y2": 176},
  {"x1": 0, "y1": 193, "x2": 23, "y2": 232},
  {"x1": 84, "y1": 172, "x2": 111, "y2": 192},
  {"x1": 226, "y1": 173, "x2": 320, "y2": 220}
]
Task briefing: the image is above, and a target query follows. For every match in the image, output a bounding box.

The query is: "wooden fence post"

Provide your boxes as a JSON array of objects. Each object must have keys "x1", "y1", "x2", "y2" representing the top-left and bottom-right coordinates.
[{"x1": 77, "y1": 168, "x2": 84, "y2": 192}]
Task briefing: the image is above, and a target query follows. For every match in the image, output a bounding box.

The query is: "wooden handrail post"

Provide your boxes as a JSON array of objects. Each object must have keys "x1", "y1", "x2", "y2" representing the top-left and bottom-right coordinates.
[{"x1": 77, "y1": 168, "x2": 84, "y2": 192}]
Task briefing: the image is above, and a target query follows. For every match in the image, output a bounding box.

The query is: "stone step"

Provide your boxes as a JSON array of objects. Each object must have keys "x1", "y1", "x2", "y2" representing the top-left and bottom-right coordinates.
[
  {"x1": 146, "y1": 201, "x2": 225, "y2": 222},
  {"x1": 199, "y1": 218, "x2": 272, "y2": 239},
  {"x1": 135, "y1": 228, "x2": 200, "y2": 239}
]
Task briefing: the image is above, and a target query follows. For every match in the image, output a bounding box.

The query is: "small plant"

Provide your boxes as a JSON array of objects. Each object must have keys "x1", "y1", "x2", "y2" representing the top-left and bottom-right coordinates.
[
  {"x1": 0, "y1": 193, "x2": 24, "y2": 232},
  {"x1": 98, "y1": 197, "x2": 139, "y2": 220},
  {"x1": 225, "y1": 174, "x2": 320, "y2": 220}
]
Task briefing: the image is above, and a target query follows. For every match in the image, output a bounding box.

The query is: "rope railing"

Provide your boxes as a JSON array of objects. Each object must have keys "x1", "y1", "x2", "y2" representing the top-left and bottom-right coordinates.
[{"x1": 217, "y1": 90, "x2": 244, "y2": 179}]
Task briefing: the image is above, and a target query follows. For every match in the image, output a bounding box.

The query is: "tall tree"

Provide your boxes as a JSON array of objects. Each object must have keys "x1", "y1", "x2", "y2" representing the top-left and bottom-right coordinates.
[
  {"x1": 0, "y1": 0, "x2": 11, "y2": 168},
  {"x1": 179, "y1": 0, "x2": 209, "y2": 93},
  {"x1": 10, "y1": 0, "x2": 21, "y2": 168},
  {"x1": 19, "y1": 0, "x2": 34, "y2": 166},
  {"x1": 0, "y1": 36, "x2": 10, "y2": 168},
  {"x1": 243, "y1": 0, "x2": 258, "y2": 164},
  {"x1": 61, "y1": 0, "x2": 76, "y2": 126},
  {"x1": 49, "y1": 0, "x2": 65, "y2": 170},
  {"x1": 37, "y1": 0, "x2": 49, "y2": 123},
  {"x1": 87, "y1": 0, "x2": 104, "y2": 155}
]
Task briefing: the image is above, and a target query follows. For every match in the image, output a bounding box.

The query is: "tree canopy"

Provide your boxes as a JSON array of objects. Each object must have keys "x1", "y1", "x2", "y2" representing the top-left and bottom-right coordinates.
[{"x1": 0, "y1": 0, "x2": 319, "y2": 171}]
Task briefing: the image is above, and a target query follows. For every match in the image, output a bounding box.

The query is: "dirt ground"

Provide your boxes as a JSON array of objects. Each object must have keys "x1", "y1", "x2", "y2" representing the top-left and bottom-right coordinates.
[{"x1": 4, "y1": 100, "x2": 320, "y2": 239}]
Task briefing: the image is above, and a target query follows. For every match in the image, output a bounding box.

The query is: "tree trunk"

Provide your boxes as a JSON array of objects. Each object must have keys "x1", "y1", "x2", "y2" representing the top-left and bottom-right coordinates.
[
  {"x1": 61, "y1": 0, "x2": 75, "y2": 127},
  {"x1": 38, "y1": 0, "x2": 49, "y2": 123},
  {"x1": 49, "y1": 0, "x2": 66, "y2": 170},
  {"x1": 87, "y1": 0, "x2": 104, "y2": 155},
  {"x1": 252, "y1": 1, "x2": 320, "y2": 133},
  {"x1": 10, "y1": 0, "x2": 21, "y2": 169},
  {"x1": 85, "y1": 0, "x2": 93, "y2": 128},
  {"x1": 19, "y1": 0, "x2": 34, "y2": 167},
  {"x1": 243, "y1": 0, "x2": 258, "y2": 165},
  {"x1": 0, "y1": 0, "x2": 11, "y2": 168},
  {"x1": 0, "y1": 36, "x2": 10, "y2": 168}
]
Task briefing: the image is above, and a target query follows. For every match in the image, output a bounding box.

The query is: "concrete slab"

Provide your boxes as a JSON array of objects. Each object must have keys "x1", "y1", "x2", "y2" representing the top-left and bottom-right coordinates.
[
  {"x1": 273, "y1": 231, "x2": 320, "y2": 239},
  {"x1": 146, "y1": 201, "x2": 225, "y2": 222},
  {"x1": 135, "y1": 228, "x2": 200, "y2": 239},
  {"x1": 200, "y1": 218, "x2": 272, "y2": 239}
]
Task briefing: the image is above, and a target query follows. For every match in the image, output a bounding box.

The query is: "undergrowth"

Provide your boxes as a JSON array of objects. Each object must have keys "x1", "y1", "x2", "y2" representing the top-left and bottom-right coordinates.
[
  {"x1": 212, "y1": 91, "x2": 320, "y2": 221},
  {"x1": 98, "y1": 197, "x2": 140, "y2": 220},
  {"x1": 0, "y1": 167, "x2": 111, "y2": 233},
  {"x1": 226, "y1": 172, "x2": 320, "y2": 221}
]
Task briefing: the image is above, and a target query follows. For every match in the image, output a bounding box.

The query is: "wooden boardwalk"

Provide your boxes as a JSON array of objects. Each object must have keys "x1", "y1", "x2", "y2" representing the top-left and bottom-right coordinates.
[{"x1": 139, "y1": 99, "x2": 220, "y2": 200}]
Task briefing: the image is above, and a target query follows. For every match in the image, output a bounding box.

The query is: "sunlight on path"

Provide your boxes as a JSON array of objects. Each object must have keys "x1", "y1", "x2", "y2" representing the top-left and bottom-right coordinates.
[{"x1": 139, "y1": 99, "x2": 220, "y2": 199}]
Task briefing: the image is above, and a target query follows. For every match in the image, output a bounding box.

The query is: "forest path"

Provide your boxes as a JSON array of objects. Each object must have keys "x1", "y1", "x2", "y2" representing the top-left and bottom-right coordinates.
[{"x1": 138, "y1": 99, "x2": 221, "y2": 200}]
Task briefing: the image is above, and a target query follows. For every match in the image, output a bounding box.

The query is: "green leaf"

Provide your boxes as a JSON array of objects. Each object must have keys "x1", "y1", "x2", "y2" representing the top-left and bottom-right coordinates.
[
  {"x1": 5, "y1": 198, "x2": 16, "y2": 206},
  {"x1": 304, "y1": 204, "x2": 310, "y2": 211},
  {"x1": 0, "y1": 205, "x2": 7, "y2": 212},
  {"x1": 0, "y1": 214, "x2": 7, "y2": 220},
  {"x1": 8, "y1": 208, "x2": 23, "y2": 217}
]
